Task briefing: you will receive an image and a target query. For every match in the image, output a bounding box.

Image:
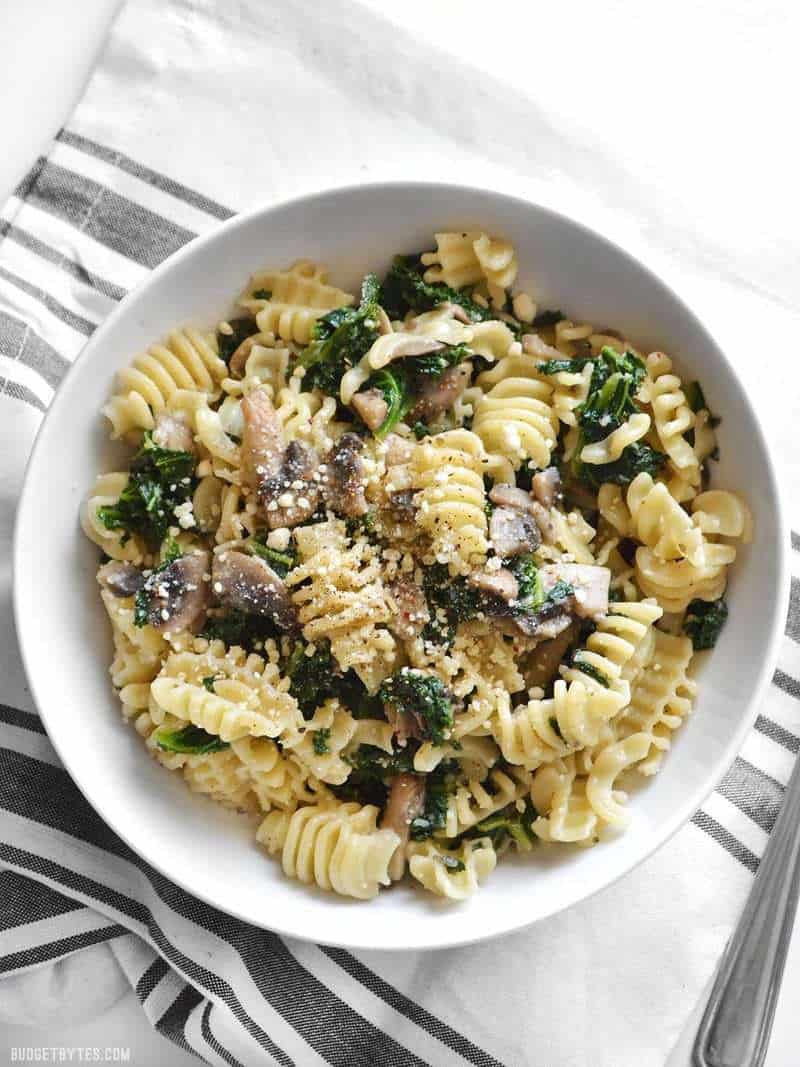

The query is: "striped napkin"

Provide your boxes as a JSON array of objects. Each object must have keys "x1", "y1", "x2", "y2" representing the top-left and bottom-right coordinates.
[{"x1": 2, "y1": 1, "x2": 799, "y2": 1064}]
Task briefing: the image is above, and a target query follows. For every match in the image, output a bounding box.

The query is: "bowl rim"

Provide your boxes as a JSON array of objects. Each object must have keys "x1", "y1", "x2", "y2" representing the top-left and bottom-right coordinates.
[{"x1": 13, "y1": 179, "x2": 791, "y2": 951}]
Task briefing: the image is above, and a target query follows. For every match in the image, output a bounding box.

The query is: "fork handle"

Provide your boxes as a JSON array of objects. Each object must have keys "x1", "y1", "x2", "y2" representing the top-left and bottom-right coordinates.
[{"x1": 693, "y1": 752, "x2": 800, "y2": 1067}]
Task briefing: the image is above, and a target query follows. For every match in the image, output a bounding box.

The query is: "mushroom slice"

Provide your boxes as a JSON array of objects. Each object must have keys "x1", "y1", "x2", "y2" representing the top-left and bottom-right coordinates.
[
  {"x1": 351, "y1": 388, "x2": 389, "y2": 432},
  {"x1": 532, "y1": 467, "x2": 563, "y2": 508},
  {"x1": 152, "y1": 412, "x2": 195, "y2": 454},
  {"x1": 520, "y1": 619, "x2": 580, "y2": 691},
  {"x1": 259, "y1": 440, "x2": 321, "y2": 530},
  {"x1": 408, "y1": 363, "x2": 471, "y2": 423},
  {"x1": 383, "y1": 433, "x2": 415, "y2": 468},
  {"x1": 97, "y1": 560, "x2": 145, "y2": 598},
  {"x1": 540, "y1": 563, "x2": 610, "y2": 619},
  {"x1": 240, "y1": 387, "x2": 284, "y2": 490},
  {"x1": 323, "y1": 433, "x2": 368, "y2": 518},
  {"x1": 228, "y1": 328, "x2": 271, "y2": 377},
  {"x1": 512, "y1": 611, "x2": 573, "y2": 641},
  {"x1": 489, "y1": 483, "x2": 537, "y2": 513},
  {"x1": 489, "y1": 483, "x2": 555, "y2": 545},
  {"x1": 489, "y1": 506, "x2": 540, "y2": 558},
  {"x1": 212, "y1": 550, "x2": 299, "y2": 632},
  {"x1": 468, "y1": 566, "x2": 519, "y2": 603},
  {"x1": 382, "y1": 773, "x2": 426, "y2": 874},
  {"x1": 146, "y1": 551, "x2": 211, "y2": 633},
  {"x1": 388, "y1": 579, "x2": 430, "y2": 640}
]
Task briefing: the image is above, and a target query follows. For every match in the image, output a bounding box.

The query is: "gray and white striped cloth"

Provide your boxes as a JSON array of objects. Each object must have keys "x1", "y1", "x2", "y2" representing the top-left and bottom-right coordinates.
[{"x1": 2, "y1": 2, "x2": 800, "y2": 1064}]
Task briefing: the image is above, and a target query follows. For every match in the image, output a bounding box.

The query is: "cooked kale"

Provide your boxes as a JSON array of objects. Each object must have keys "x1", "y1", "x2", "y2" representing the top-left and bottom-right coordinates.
[
  {"x1": 367, "y1": 342, "x2": 473, "y2": 439},
  {"x1": 312, "y1": 728, "x2": 332, "y2": 755},
  {"x1": 409, "y1": 762, "x2": 457, "y2": 840},
  {"x1": 133, "y1": 537, "x2": 182, "y2": 626},
  {"x1": 285, "y1": 639, "x2": 383, "y2": 718},
  {"x1": 537, "y1": 356, "x2": 594, "y2": 376},
  {"x1": 566, "y1": 346, "x2": 667, "y2": 489},
  {"x1": 199, "y1": 609, "x2": 280, "y2": 651},
  {"x1": 579, "y1": 441, "x2": 668, "y2": 489},
  {"x1": 216, "y1": 317, "x2": 259, "y2": 365},
  {"x1": 571, "y1": 659, "x2": 610, "y2": 687},
  {"x1": 97, "y1": 432, "x2": 196, "y2": 551},
  {"x1": 202, "y1": 676, "x2": 218, "y2": 692},
  {"x1": 370, "y1": 367, "x2": 416, "y2": 439},
  {"x1": 299, "y1": 273, "x2": 381, "y2": 394},
  {"x1": 249, "y1": 538, "x2": 296, "y2": 578},
  {"x1": 683, "y1": 597, "x2": 728, "y2": 650},
  {"x1": 412, "y1": 421, "x2": 433, "y2": 440},
  {"x1": 331, "y1": 743, "x2": 416, "y2": 808},
  {"x1": 379, "y1": 670, "x2": 454, "y2": 745},
  {"x1": 506, "y1": 554, "x2": 544, "y2": 607},
  {"x1": 472, "y1": 798, "x2": 538, "y2": 851},
  {"x1": 344, "y1": 510, "x2": 379, "y2": 542},
  {"x1": 532, "y1": 308, "x2": 564, "y2": 328},
  {"x1": 154, "y1": 724, "x2": 229, "y2": 754},
  {"x1": 420, "y1": 563, "x2": 481, "y2": 646},
  {"x1": 380, "y1": 254, "x2": 493, "y2": 322}
]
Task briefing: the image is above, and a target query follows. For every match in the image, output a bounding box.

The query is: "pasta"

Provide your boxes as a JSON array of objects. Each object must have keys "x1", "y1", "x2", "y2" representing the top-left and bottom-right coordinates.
[{"x1": 83, "y1": 231, "x2": 751, "y2": 902}]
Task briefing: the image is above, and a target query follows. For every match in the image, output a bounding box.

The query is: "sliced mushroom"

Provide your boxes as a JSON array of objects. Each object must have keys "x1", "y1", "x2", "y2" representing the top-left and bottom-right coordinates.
[
  {"x1": 489, "y1": 483, "x2": 555, "y2": 545},
  {"x1": 513, "y1": 611, "x2": 574, "y2": 640},
  {"x1": 258, "y1": 440, "x2": 321, "y2": 530},
  {"x1": 385, "y1": 702, "x2": 425, "y2": 747},
  {"x1": 97, "y1": 560, "x2": 145, "y2": 598},
  {"x1": 376, "y1": 335, "x2": 446, "y2": 362},
  {"x1": 489, "y1": 506, "x2": 540, "y2": 558},
  {"x1": 387, "y1": 488, "x2": 417, "y2": 518},
  {"x1": 468, "y1": 566, "x2": 519, "y2": 603},
  {"x1": 408, "y1": 363, "x2": 472, "y2": 423},
  {"x1": 152, "y1": 412, "x2": 195, "y2": 454},
  {"x1": 351, "y1": 388, "x2": 388, "y2": 432},
  {"x1": 489, "y1": 483, "x2": 536, "y2": 513},
  {"x1": 540, "y1": 563, "x2": 610, "y2": 619},
  {"x1": 145, "y1": 551, "x2": 211, "y2": 633},
  {"x1": 322, "y1": 433, "x2": 369, "y2": 518},
  {"x1": 532, "y1": 467, "x2": 563, "y2": 508},
  {"x1": 240, "y1": 387, "x2": 283, "y2": 490},
  {"x1": 382, "y1": 773, "x2": 426, "y2": 877},
  {"x1": 211, "y1": 550, "x2": 298, "y2": 632},
  {"x1": 388, "y1": 579, "x2": 430, "y2": 640},
  {"x1": 520, "y1": 620, "x2": 581, "y2": 691},
  {"x1": 383, "y1": 433, "x2": 415, "y2": 468},
  {"x1": 228, "y1": 328, "x2": 271, "y2": 377}
]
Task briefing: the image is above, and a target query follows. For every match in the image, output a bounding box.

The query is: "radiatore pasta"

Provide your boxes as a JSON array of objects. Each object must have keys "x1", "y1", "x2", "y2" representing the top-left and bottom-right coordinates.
[{"x1": 83, "y1": 230, "x2": 751, "y2": 903}]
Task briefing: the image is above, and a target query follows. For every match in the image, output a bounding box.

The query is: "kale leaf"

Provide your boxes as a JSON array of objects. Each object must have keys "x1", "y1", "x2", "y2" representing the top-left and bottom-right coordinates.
[
  {"x1": 380, "y1": 254, "x2": 493, "y2": 322},
  {"x1": 312, "y1": 728, "x2": 331, "y2": 755},
  {"x1": 155, "y1": 724, "x2": 229, "y2": 754},
  {"x1": 299, "y1": 273, "x2": 381, "y2": 394},
  {"x1": 367, "y1": 342, "x2": 472, "y2": 439},
  {"x1": 199, "y1": 609, "x2": 280, "y2": 651},
  {"x1": 96, "y1": 431, "x2": 195, "y2": 550},
  {"x1": 285, "y1": 639, "x2": 384, "y2": 719},
  {"x1": 379, "y1": 670, "x2": 454, "y2": 745},
  {"x1": 249, "y1": 538, "x2": 296, "y2": 578},
  {"x1": 409, "y1": 762, "x2": 457, "y2": 841},
  {"x1": 420, "y1": 563, "x2": 481, "y2": 647},
  {"x1": 683, "y1": 597, "x2": 728, "y2": 650},
  {"x1": 216, "y1": 317, "x2": 259, "y2": 365}
]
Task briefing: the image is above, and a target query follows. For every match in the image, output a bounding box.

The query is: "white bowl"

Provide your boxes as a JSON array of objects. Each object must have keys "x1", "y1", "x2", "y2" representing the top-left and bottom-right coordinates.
[{"x1": 14, "y1": 183, "x2": 789, "y2": 951}]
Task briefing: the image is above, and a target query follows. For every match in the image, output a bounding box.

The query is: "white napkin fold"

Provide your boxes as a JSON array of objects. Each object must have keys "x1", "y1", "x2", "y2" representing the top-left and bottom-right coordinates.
[{"x1": 1, "y1": 1, "x2": 799, "y2": 1064}]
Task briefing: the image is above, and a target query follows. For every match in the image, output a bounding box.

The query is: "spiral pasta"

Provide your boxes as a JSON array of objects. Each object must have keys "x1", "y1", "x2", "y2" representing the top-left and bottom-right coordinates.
[
  {"x1": 408, "y1": 838, "x2": 497, "y2": 900},
  {"x1": 243, "y1": 260, "x2": 354, "y2": 344},
  {"x1": 257, "y1": 802, "x2": 400, "y2": 900},
  {"x1": 472, "y1": 356, "x2": 558, "y2": 479},
  {"x1": 410, "y1": 429, "x2": 489, "y2": 576},
  {"x1": 103, "y1": 329, "x2": 227, "y2": 437},
  {"x1": 288, "y1": 520, "x2": 397, "y2": 692}
]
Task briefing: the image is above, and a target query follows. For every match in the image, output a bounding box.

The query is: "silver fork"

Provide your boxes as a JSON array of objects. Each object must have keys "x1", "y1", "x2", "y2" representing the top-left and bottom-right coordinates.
[{"x1": 693, "y1": 750, "x2": 800, "y2": 1067}]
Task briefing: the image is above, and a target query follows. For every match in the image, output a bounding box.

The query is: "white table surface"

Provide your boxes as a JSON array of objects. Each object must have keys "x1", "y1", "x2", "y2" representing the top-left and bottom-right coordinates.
[{"x1": 1, "y1": 3, "x2": 799, "y2": 1065}]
